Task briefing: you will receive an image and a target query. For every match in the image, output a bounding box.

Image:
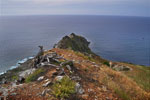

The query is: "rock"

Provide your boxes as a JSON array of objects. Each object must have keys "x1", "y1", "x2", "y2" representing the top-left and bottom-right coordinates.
[
  {"x1": 60, "y1": 61, "x2": 73, "y2": 67},
  {"x1": 78, "y1": 88, "x2": 85, "y2": 94},
  {"x1": 56, "y1": 68, "x2": 60, "y2": 71},
  {"x1": 58, "y1": 70, "x2": 65, "y2": 76},
  {"x1": 71, "y1": 76, "x2": 81, "y2": 81},
  {"x1": 56, "y1": 76, "x2": 64, "y2": 81},
  {"x1": 44, "y1": 79, "x2": 49, "y2": 82},
  {"x1": 37, "y1": 76, "x2": 44, "y2": 81},
  {"x1": 66, "y1": 65, "x2": 71, "y2": 71},
  {"x1": 2, "y1": 78, "x2": 7, "y2": 84},
  {"x1": 47, "y1": 52, "x2": 57, "y2": 58},
  {"x1": 17, "y1": 76, "x2": 25, "y2": 83},
  {"x1": 19, "y1": 68, "x2": 36, "y2": 78},
  {"x1": 75, "y1": 82, "x2": 84, "y2": 94},
  {"x1": 88, "y1": 88, "x2": 93, "y2": 92},
  {"x1": 112, "y1": 64, "x2": 131, "y2": 71},
  {"x1": 43, "y1": 81, "x2": 52, "y2": 87},
  {"x1": 41, "y1": 90, "x2": 47, "y2": 96}
]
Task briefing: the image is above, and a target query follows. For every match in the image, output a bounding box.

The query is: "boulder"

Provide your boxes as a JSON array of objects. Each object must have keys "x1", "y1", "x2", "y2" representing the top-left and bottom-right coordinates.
[
  {"x1": 37, "y1": 76, "x2": 44, "y2": 81},
  {"x1": 112, "y1": 65, "x2": 131, "y2": 71}
]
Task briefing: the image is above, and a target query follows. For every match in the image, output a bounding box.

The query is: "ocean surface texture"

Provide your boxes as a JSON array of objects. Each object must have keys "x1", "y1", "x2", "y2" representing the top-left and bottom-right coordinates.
[{"x1": 0, "y1": 15, "x2": 150, "y2": 73}]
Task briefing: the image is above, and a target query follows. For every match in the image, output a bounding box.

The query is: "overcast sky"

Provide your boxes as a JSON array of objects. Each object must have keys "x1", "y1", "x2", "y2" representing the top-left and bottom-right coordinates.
[{"x1": 0, "y1": 0, "x2": 150, "y2": 17}]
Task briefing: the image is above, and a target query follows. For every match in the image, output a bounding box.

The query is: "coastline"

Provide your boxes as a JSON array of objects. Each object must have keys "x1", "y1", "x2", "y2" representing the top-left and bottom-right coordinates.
[{"x1": 0, "y1": 57, "x2": 34, "y2": 75}]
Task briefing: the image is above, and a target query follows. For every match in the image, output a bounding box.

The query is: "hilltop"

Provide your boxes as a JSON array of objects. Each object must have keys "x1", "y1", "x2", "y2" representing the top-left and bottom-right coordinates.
[{"x1": 0, "y1": 33, "x2": 150, "y2": 100}]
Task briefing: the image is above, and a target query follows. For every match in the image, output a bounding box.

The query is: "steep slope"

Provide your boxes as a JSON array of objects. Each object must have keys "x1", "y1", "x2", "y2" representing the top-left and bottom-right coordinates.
[{"x1": 0, "y1": 33, "x2": 150, "y2": 100}]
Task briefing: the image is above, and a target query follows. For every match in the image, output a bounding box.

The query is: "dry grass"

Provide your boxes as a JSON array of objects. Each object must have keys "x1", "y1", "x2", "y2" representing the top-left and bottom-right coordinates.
[
  {"x1": 52, "y1": 48, "x2": 150, "y2": 100},
  {"x1": 121, "y1": 63, "x2": 150, "y2": 92}
]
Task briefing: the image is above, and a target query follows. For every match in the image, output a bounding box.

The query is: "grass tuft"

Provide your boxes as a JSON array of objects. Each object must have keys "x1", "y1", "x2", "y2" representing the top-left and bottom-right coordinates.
[
  {"x1": 52, "y1": 76, "x2": 76, "y2": 99},
  {"x1": 115, "y1": 88, "x2": 131, "y2": 100},
  {"x1": 25, "y1": 68, "x2": 45, "y2": 83}
]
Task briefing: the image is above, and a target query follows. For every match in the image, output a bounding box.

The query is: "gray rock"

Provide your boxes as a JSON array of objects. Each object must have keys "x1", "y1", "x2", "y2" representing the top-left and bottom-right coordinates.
[
  {"x1": 58, "y1": 70, "x2": 65, "y2": 76},
  {"x1": 113, "y1": 65, "x2": 131, "y2": 71},
  {"x1": 19, "y1": 68, "x2": 36, "y2": 78},
  {"x1": 60, "y1": 61, "x2": 73, "y2": 67},
  {"x1": 2, "y1": 78, "x2": 7, "y2": 84},
  {"x1": 88, "y1": 88, "x2": 93, "y2": 92},
  {"x1": 56, "y1": 76, "x2": 64, "y2": 81},
  {"x1": 41, "y1": 90, "x2": 47, "y2": 96},
  {"x1": 17, "y1": 76, "x2": 25, "y2": 83},
  {"x1": 43, "y1": 81, "x2": 52, "y2": 87},
  {"x1": 75, "y1": 82, "x2": 84, "y2": 94},
  {"x1": 78, "y1": 88, "x2": 85, "y2": 94},
  {"x1": 66, "y1": 65, "x2": 71, "y2": 71},
  {"x1": 37, "y1": 76, "x2": 44, "y2": 81},
  {"x1": 71, "y1": 76, "x2": 81, "y2": 81}
]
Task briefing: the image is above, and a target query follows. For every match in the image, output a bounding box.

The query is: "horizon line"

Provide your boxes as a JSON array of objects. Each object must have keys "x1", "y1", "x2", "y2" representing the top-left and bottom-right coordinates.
[{"x1": 0, "y1": 14, "x2": 150, "y2": 18}]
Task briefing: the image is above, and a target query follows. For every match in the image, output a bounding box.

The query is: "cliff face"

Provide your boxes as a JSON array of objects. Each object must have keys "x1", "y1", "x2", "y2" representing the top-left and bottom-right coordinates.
[
  {"x1": 0, "y1": 33, "x2": 150, "y2": 100},
  {"x1": 54, "y1": 33, "x2": 92, "y2": 54}
]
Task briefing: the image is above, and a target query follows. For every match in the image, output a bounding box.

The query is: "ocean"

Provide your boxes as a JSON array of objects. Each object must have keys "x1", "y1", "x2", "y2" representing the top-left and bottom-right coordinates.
[{"x1": 0, "y1": 15, "x2": 149, "y2": 74}]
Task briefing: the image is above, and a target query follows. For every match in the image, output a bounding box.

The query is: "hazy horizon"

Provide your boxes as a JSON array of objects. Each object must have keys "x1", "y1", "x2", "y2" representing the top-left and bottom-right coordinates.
[
  {"x1": 1, "y1": 0, "x2": 149, "y2": 17},
  {"x1": 1, "y1": 14, "x2": 150, "y2": 18}
]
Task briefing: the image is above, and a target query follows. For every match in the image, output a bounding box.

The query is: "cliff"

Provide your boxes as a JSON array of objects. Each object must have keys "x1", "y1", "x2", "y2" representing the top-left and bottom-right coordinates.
[{"x1": 0, "y1": 33, "x2": 150, "y2": 100}]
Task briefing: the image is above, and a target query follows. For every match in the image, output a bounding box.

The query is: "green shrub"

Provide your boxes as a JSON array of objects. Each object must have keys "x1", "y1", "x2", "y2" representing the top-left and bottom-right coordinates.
[
  {"x1": 103, "y1": 61, "x2": 110, "y2": 66},
  {"x1": 25, "y1": 68, "x2": 45, "y2": 83},
  {"x1": 12, "y1": 75, "x2": 19, "y2": 81},
  {"x1": 52, "y1": 76, "x2": 76, "y2": 99}
]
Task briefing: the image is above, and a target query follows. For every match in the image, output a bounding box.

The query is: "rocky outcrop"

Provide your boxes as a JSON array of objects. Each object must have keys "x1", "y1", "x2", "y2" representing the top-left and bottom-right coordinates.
[
  {"x1": 54, "y1": 33, "x2": 92, "y2": 54},
  {"x1": 109, "y1": 61, "x2": 132, "y2": 71}
]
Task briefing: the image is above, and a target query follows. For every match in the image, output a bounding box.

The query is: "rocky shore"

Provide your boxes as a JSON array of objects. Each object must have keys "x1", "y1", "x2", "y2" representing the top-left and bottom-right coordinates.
[{"x1": 0, "y1": 33, "x2": 149, "y2": 100}]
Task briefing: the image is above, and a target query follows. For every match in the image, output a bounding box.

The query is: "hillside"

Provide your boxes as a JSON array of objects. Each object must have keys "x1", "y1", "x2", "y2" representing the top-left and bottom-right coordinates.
[{"x1": 0, "y1": 33, "x2": 150, "y2": 100}]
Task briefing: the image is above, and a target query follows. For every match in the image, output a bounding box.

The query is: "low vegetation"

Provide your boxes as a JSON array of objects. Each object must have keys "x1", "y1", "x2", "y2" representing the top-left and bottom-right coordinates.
[
  {"x1": 52, "y1": 76, "x2": 76, "y2": 99},
  {"x1": 114, "y1": 88, "x2": 131, "y2": 100},
  {"x1": 12, "y1": 75, "x2": 19, "y2": 81},
  {"x1": 25, "y1": 68, "x2": 45, "y2": 83},
  {"x1": 103, "y1": 61, "x2": 110, "y2": 66},
  {"x1": 123, "y1": 64, "x2": 150, "y2": 92}
]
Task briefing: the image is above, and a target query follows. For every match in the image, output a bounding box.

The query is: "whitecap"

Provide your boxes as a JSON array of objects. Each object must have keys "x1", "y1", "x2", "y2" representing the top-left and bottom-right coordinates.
[{"x1": 0, "y1": 56, "x2": 34, "y2": 76}]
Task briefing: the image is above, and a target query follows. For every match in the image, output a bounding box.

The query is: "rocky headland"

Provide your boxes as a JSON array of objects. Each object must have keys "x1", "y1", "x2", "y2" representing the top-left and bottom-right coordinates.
[{"x1": 0, "y1": 33, "x2": 150, "y2": 100}]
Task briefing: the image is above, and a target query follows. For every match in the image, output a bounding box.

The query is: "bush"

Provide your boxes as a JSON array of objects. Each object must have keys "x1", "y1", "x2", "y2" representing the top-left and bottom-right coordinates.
[
  {"x1": 25, "y1": 68, "x2": 45, "y2": 83},
  {"x1": 52, "y1": 76, "x2": 76, "y2": 99},
  {"x1": 103, "y1": 61, "x2": 110, "y2": 66},
  {"x1": 12, "y1": 75, "x2": 19, "y2": 81}
]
